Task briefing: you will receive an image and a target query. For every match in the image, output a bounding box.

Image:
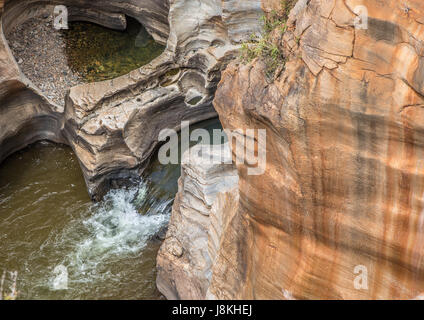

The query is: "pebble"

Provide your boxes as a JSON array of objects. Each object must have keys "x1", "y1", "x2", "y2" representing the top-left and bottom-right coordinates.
[{"x1": 7, "y1": 16, "x2": 86, "y2": 106}]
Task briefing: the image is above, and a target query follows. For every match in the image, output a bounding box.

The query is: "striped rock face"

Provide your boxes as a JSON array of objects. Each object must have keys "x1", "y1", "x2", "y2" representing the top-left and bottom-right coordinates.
[
  {"x1": 0, "y1": 0, "x2": 263, "y2": 199},
  {"x1": 212, "y1": 0, "x2": 424, "y2": 299}
]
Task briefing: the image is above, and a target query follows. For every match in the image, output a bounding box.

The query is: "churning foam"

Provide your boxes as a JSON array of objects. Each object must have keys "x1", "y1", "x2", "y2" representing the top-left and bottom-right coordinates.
[{"x1": 50, "y1": 181, "x2": 171, "y2": 289}]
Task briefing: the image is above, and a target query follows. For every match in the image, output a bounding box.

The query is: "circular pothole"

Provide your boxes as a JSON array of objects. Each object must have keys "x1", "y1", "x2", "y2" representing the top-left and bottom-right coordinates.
[{"x1": 6, "y1": 14, "x2": 165, "y2": 106}]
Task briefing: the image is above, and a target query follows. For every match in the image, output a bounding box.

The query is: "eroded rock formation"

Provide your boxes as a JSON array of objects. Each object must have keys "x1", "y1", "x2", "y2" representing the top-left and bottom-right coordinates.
[
  {"x1": 2, "y1": 0, "x2": 170, "y2": 44},
  {"x1": 156, "y1": 143, "x2": 238, "y2": 299},
  {"x1": 158, "y1": 0, "x2": 424, "y2": 300},
  {"x1": 0, "y1": 0, "x2": 263, "y2": 199},
  {"x1": 212, "y1": 0, "x2": 424, "y2": 299},
  {"x1": 6, "y1": 0, "x2": 423, "y2": 301}
]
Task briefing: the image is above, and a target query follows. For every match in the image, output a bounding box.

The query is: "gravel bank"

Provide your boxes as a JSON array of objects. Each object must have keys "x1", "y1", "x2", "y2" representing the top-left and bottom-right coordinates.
[{"x1": 7, "y1": 15, "x2": 83, "y2": 106}]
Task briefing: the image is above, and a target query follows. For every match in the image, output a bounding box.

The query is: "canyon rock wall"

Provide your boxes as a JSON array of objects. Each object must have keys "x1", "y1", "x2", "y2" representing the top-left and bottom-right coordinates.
[
  {"x1": 158, "y1": 0, "x2": 424, "y2": 300},
  {"x1": 0, "y1": 0, "x2": 262, "y2": 199},
  {"x1": 3, "y1": 0, "x2": 424, "y2": 301},
  {"x1": 2, "y1": 0, "x2": 170, "y2": 43},
  {"x1": 210, "y1": 0, "x2": 424, "y2": 299},
  {"x1": 0, "y1": 15, "x2": 65, "y2": 164},
  {"x1": 156, "y1": 143, "x2": 238, "y2": 299}
]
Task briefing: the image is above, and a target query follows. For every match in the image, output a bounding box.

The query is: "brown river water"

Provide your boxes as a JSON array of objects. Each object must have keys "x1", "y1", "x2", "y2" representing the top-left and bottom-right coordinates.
[{"x1": 0, "y1": 119, "x2": 222, "y2": 300}]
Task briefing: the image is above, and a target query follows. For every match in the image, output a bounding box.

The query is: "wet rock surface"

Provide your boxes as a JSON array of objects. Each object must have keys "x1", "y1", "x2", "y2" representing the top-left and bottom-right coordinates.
[
  {"x1": 0, "y1": 0, "x2": 263, "y2": 199},
  {"x1": 156, "y1": 144, "x2": 238, "y2": 300},
  {"x1": 7, "y1": 15, "x2": 164, "y2": 106}
]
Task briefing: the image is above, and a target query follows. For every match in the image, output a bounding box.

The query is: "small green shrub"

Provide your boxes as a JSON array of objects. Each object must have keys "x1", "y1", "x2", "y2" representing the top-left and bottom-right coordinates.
[
  {"x1": 240, "y1": 0, "x2": 297, "y2": 79},
  {"x1": 281, "y1": 0, "x2": 297, "y2": 20}
]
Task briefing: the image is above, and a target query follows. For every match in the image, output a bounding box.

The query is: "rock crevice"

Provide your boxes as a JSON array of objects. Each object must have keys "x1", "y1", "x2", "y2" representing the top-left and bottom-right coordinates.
[
  {"x1": 211, "y1": 0, "x2": 424, "y2": 299},
  {"x1": 158, "y1": 0, "x2": 424, "y2": 300},
  {"x1": 156, "y1": 143, "x2": 239, "y2": 300},
  {"x1": 0, "y1": 0, "x2": 263, "y2": 199}
]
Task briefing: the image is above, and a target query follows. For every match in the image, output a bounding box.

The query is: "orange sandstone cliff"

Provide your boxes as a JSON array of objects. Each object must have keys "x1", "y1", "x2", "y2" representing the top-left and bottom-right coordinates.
[{"x1": 158, "y1": 0, "x2": 424, "y2": 299}]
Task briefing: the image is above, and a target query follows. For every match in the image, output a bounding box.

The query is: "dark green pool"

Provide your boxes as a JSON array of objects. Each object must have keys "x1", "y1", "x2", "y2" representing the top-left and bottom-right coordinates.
[{"x1": 63, "y1": 17, "x2": 165, "y2": 82}]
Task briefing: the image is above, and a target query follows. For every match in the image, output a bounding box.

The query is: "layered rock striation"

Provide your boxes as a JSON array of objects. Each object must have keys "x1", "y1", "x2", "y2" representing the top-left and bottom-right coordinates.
[
  {"x1": 0, "y1": 0, "x2": 263, "y2": 199},
  {"x1": 158, "y1": 0, "x2": 424, "y2": 300},
  {"x1": 211, "y1": 0, "x2": 424, "y2": 299},
  {"x1": 6, "y1": 0, "x2": 423, "y2": 301},
  {"x1": 156, "y1": 143, "x2": 239, "y2": 299}
]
